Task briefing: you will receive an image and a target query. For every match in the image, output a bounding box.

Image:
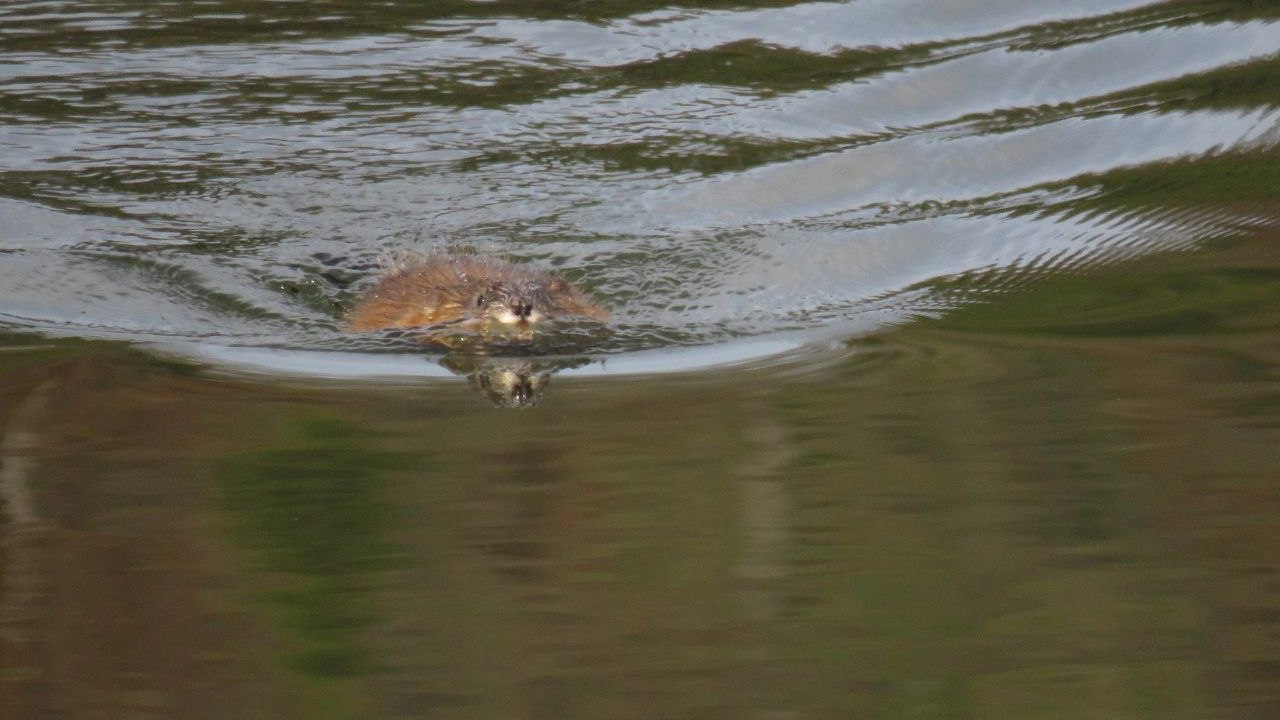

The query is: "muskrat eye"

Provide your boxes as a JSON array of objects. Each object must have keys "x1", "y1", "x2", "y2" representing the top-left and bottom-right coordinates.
[{"x1": 475, "y1": 294, "x2": 485, "y2": 307}]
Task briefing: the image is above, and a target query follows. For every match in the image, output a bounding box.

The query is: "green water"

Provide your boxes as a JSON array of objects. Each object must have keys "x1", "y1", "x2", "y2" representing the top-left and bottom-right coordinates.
[
  {"x1": 3, "y1": 1, "x2": 1280, "y2": 717},
  {"x1": 5, "y1": 240, "x2": 1280, "y2": 716}
]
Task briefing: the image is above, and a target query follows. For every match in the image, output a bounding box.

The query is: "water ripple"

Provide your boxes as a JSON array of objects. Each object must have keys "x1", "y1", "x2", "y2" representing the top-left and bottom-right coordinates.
[{"x1": 1, "y1": 0, "x2": 1278, "y2": 372}]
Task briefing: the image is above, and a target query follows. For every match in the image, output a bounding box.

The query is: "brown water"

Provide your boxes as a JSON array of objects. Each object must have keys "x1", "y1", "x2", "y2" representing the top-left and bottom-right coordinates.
[{"x1": 3, "y1": 1, "x2": 1280, "y2": 717}]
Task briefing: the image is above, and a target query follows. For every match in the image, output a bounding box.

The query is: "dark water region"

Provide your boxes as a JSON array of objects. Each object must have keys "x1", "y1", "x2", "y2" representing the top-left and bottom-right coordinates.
[
  {"x1": 3, "y1": 0, "x2": 1280, "y2": 717},
  {"x1": 4, "y1": 252, "x2": 1280, "y2": 717}
]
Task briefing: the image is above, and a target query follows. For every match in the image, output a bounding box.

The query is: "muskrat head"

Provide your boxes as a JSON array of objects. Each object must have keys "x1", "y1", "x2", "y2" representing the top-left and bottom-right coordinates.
[{"x1": 472, "y1": 281, "x2": 549, "y2": 327}]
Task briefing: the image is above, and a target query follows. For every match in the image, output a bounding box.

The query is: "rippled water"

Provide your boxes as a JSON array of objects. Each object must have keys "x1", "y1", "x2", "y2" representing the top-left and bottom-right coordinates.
[
  {"x1": 3, "y1": 1, "x2": 1280, "y2": 717},
  {"x1": 3, "y1": 0, "x2": 1276, "y2": 369}
]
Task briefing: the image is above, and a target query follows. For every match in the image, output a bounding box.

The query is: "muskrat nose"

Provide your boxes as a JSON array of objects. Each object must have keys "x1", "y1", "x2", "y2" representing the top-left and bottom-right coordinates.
[{"x1": 512, "y1": 302, "x2": 533, "y2": 319}]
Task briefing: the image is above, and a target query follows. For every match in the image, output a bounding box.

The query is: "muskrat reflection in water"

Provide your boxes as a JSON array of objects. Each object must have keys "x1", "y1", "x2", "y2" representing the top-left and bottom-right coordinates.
[
  {"x1": 440, "y1": 355, "x2": 572, "y2": 408},
  {"x1": 348, "y1": 254, "x2": 608, "y2": 337}
]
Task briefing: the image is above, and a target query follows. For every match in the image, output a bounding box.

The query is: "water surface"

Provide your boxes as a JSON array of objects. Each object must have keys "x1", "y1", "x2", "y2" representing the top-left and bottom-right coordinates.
[{"x1": 3, "y1": 1, "x2": 1280, "y2": 717}]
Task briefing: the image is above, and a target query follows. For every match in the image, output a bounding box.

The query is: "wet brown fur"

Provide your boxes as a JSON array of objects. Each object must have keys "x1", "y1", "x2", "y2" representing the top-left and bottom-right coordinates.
[{"x1": 348, "y1": 254, "x2": 608, "y2": 331}]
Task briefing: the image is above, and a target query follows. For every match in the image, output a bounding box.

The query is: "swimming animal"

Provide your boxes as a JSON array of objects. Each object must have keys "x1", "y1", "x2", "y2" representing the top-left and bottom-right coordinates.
[{"x1": 348, "y1": 254, "x2": 608, "y2": 334}]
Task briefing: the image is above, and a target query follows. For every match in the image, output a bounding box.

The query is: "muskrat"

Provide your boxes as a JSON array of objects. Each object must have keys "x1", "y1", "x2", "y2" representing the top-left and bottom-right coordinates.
[{"x1": 348, "y1": 254, "x2": 608, "y2": 335}]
